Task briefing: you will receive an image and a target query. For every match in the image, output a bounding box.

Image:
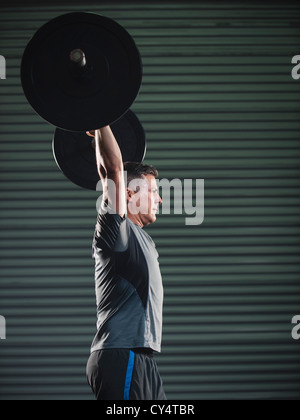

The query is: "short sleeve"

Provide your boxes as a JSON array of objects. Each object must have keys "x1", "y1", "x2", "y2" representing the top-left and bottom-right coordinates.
[{"x1": 94, "y1": 202, "x2": 129, "y2": 252}]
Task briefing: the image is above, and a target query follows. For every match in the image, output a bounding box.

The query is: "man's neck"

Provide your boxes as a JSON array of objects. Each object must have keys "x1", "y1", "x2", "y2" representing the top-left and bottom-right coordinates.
[{"x1": 128, "y1": 213, "x2": 144, "y2": 228}]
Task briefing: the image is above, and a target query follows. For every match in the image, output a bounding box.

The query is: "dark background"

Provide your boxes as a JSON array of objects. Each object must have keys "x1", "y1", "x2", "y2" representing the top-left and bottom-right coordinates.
[{"x1": 0, "y1": 0, "x2": 300, "y2": 400}]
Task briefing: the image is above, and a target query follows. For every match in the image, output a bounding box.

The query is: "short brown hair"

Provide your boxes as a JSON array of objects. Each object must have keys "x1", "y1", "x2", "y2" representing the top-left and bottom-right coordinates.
[{"x1": 124, "y1": 162, "x2": 158, "y2": 187}]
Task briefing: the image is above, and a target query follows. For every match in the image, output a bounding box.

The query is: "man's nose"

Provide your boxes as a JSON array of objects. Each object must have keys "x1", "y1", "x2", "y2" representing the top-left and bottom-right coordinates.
[{"x1": 156, "y1": 194, "x2": 163, "y2": 205}]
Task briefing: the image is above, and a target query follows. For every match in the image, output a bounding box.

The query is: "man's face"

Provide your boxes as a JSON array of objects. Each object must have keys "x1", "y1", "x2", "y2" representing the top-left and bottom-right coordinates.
[{"x1": 127, "y1": 175, "x2": 162, "y2": 226}]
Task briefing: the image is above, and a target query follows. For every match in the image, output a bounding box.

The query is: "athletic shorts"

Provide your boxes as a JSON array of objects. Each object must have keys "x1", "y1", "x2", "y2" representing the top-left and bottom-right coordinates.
[{"x1": 86, "y1": 349, "x2": 167, "y2": 401}]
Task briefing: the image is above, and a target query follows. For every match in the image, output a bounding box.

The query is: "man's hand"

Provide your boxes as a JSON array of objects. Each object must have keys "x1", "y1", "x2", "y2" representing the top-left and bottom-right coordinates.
[{"x1": 86, "y1": 130, "x2": 96, "y2": 138}]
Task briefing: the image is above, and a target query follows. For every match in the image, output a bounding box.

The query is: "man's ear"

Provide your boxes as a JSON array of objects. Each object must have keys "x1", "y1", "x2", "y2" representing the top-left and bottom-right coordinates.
[{"x1": 126, "y1": 188, "x2": 135, "y2": 201}]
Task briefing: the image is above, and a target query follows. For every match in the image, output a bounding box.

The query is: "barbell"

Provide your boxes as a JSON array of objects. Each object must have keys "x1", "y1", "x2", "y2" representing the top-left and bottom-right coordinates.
[{"x1": 21, "y1": 12, "x2": 146, "y2": 189}]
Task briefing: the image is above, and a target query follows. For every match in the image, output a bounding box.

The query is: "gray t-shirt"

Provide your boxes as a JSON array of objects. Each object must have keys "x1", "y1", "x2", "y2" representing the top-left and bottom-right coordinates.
[{"x1": 90, "y1": 204, "x2": 164, "y2": 353}]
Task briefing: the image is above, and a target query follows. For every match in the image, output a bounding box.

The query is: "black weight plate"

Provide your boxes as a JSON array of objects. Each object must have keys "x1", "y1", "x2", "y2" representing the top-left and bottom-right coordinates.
[
  {"x1": 21, "y1": 12, "x2": 143, "y2": 131},
  {"x1": 53, "y1": 110, "x2": 147, "y2": 190}
]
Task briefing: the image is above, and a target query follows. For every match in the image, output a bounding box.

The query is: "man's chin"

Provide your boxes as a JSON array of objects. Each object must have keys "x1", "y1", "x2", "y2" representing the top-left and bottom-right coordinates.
[
  {"x1": 151, "y1": 212, "x2": 157, "y2": 222},
  {"x1": 143, "y1": 214, "x2": 157, "y2": 227}
]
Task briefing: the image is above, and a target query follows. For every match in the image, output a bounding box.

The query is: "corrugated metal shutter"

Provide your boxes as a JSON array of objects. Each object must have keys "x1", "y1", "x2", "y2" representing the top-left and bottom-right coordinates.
[{"x1": 1, "y1": 1, "x2": 300, "y2": 400}]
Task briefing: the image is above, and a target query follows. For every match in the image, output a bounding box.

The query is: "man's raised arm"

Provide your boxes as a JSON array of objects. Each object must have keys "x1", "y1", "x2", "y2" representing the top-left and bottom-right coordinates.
[{"x1": 93, "y1": 126, "x2": 126, "y2": 218}]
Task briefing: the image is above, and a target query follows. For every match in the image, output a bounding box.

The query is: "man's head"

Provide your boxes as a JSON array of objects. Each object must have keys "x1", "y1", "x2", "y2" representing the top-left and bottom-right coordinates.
[{"x1": 124, "y1": 162, "x2": 162, "y2": 227}]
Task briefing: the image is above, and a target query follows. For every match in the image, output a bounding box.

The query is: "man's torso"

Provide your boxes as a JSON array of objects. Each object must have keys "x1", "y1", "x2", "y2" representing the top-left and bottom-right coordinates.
[{"x1": 91, "y1": 207, "x2": 164, "y2": 353}]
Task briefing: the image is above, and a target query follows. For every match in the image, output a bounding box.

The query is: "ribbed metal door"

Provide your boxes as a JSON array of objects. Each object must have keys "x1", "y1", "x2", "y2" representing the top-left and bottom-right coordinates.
[{"x1": 0, "y1": 1, "x2": 300, "y2": 400}]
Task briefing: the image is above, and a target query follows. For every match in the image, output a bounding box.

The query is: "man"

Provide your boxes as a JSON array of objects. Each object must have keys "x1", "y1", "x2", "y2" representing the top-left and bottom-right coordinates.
[{"x1": 86, "y1": 126, "x2": 166, "y2": 400}]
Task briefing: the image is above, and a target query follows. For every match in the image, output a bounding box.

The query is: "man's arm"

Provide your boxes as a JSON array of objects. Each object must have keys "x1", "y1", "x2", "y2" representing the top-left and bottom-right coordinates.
[{"x1": 94, "y1": 126, "x2": 126, "y2": 218}]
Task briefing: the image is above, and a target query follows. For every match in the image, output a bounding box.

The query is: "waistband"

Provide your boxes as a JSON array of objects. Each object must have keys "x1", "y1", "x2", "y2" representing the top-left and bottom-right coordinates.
[{"x1": 132, "y1": 348, "x2": 154, "y2": 358}]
